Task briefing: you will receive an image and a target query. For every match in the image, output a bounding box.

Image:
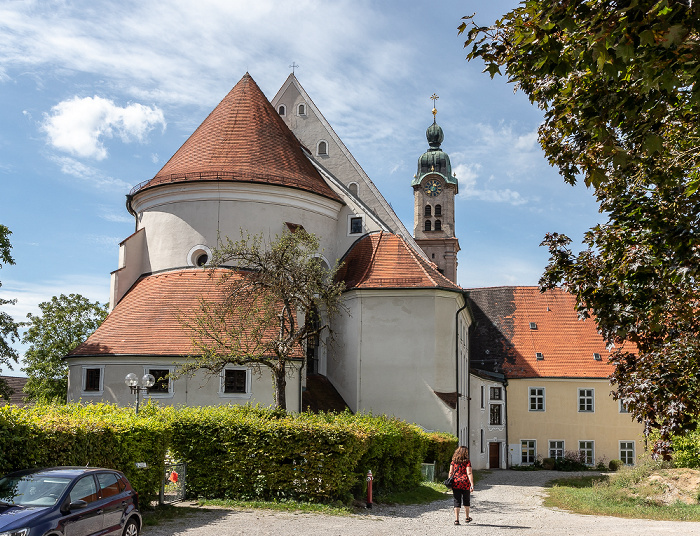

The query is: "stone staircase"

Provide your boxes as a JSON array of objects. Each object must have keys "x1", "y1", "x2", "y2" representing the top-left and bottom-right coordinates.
[{"x1": 302, "y1": 374, "x2": 349, "y2": 413}]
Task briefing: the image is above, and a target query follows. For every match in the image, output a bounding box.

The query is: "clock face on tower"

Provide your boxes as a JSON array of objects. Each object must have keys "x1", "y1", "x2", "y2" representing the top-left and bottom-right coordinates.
[{"x1": 423, "y1": 178, "x2": 442, "y2": 197}]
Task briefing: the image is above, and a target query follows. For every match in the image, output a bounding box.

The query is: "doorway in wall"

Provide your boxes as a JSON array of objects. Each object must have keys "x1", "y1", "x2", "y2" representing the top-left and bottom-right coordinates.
[{"x1": 489, "y1": 442, "x2": 501, "y2": 469}]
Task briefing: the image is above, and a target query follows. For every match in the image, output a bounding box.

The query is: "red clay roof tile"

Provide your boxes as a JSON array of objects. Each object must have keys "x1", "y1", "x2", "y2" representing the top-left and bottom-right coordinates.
[
  {"x1": 468, "y1": 286, "x2": 635, "y2": 379},
  {"x1": 68, "y1": 268, "x2": 303, "y2": 359},
  {"x1": 337, "y1": 232, "x2": 461, "y2": 290},
  {"x1": 133, "y1": 73, "x2": 341, "y2": 202}
]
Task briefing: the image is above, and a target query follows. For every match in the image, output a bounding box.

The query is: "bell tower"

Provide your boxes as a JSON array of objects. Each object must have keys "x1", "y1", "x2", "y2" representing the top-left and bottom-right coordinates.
[{"x1": 412, "y1": 95, "x2": 460, "y2": 283}]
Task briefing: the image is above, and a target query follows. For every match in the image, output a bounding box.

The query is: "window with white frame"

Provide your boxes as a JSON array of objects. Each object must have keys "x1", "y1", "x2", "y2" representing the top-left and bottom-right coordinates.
[
  {"x1": 529, "y1": 387, "x2": 545, "y2": 411},
  {"x1": 619, "y1": 400, "x2": 629, "y2": 413},
  {"x1": 620, "y1": 441, "x2": 635, "y2": 465},
  {"x1": 549, "y1": 440, "x2": 564, "y2": 459},
  {"x1": 82, "y1": 366, "x2": 104, "y2": 395},
  {"x1": 480, "y1": 385, "x2": 485, "y2": 409},
  {"x1": 480, "y1": 429, "x2": 484, "y2": 454},
  {"x1": 579, "y1": 440, "x2": 594, "y2": 465},
  {"x1": 220, "y1": 368, "x2": 251, "y2": 397},
  {"x1": 317, "y1": 140, "x2": 328, "y2": 156},
  {"x1": 490, "y1": 386, "x2": 502, "y2": 400},
  {"x1": 146, "y1": 367, "x2": 173, "y2": 396},
  {"x1": 297, "y1": 103, "x2": 306, "y2": 116},
  {"x1": 489, "y1": 403, "x2": 502, "y2": 426},
  {"x1": 521, "y1": 440, "x2": 536, "y2": 464},
  {"x1": 578, "y1": 388, "x2": 594, "y2": 412}
]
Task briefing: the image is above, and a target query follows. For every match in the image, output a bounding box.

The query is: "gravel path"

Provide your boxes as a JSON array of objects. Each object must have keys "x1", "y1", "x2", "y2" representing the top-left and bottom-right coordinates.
[{"x1": 144, "y1": 470, "x2": 700, "y2": 535}]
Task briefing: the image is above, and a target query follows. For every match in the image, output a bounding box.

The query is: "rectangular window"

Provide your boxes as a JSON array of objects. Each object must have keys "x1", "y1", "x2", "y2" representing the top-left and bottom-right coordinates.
[
  {"x1": 521, "y1": 440, "x2": 536, "y2": 464},
  {"x1": 84, "y1": 368, "x2": 101, "y2": 392},
  {"x1": 620, "y1": 441, "x2": 635, "y2": 465},
  {"x1": 223, "y1": 369, "x2": 247, "y2": 393},
  {"x1": 148, "y1": 369, "x2": 170, "y2": 394},
  {"x1": 579, "y1": 440, "x2": 594, "y2": 465},
  {"x1": 619, "y1": 400, "x2": 629, "y2": 413},
  {"x1": 549, "y1": 440, "x2": 564, "y2": 459},
  {"x1": 480, "y1": 429, "x2": 484, "y2": 454},
  {"x1": 480, "y1": 386, "x2": 485, "y2": 409},
  {"x1": 529, "y1": 387, "x2": 544, "y2": 411},
  {"x1": 349, "y1": 216, "x2": 363, "y2": 234},
  {"x1": 490, "y1": 386, "x2": 502, "y2": 400},
  {"x1": 578, "y1": 388, "x2": 594, "y2": 412},
  {"x1": 489, "y1": 404, "x2": 502, "y2": 425}
]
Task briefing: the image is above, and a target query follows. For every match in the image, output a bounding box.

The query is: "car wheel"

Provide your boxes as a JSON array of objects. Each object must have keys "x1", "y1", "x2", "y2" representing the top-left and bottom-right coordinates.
[{"x1": 122, "y1": 518, "x2": 139, "y2": 536}]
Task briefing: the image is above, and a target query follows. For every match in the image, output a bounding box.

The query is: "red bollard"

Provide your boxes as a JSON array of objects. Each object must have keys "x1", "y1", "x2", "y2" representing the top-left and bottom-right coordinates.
[{"x1": 366, "y1": 470, "x2": 373, "y2": 508}]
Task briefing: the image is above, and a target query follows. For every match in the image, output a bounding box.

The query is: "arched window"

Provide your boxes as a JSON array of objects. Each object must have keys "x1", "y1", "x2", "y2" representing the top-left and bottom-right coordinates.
[
  {"x1": 435, "y1": 220, "x2": 442, "y2": 231},
  {"x1": 348, "y1": 182, "x2": 358, "y2": 196},
  {"x1": 317, "y1": 140, "x2": 328, "y2": 156},
  {"x1": 298, "y1": 103, "x2": 306, "y2": 116},
  {"x1": 424, "y1": 205, "x2": 432, "y2": 217},
  {"x1": 424, "y1": 220, "x2": 432, "y2": 232},
  {"x1": 278, "y1": 105, "x2": 286, "y2": 116},
  {"x1": 435, "y1": 204, "x2": 442, "y2": 216}
]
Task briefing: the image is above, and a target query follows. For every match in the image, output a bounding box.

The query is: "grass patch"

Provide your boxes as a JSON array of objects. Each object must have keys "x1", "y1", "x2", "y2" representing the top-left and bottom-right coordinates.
[
  {"x1": 141, "y1": 504, "x2": 202, "y2": 527},
  {"x1": 197, "y1": 498, "x2": 352, "y2": 516},
  {"x1": 375, "y1": 481, "x2": 449, "y2": 505},
  {"x1": 543, "y1": 459, "x2": 700, "y2": 521}
]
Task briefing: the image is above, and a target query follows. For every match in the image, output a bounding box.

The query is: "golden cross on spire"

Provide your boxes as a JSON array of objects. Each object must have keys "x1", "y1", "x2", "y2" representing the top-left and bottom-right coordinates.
[{"x1": 431, "y1": 93, "x2": 439, "y2": 118}]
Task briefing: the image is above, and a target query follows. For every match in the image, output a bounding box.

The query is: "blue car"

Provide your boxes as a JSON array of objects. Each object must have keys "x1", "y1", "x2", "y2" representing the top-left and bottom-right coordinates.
[{"x1": 0, "y1": 467, "x2": 141, "y2": 536}]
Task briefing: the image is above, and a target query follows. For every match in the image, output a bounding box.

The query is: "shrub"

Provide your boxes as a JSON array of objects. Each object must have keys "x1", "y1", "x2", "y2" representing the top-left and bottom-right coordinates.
[
  {"x1": 670, "y1": 430, "x2": 700, "y2": 468},
  {"x1": 554, "y1": 451, "x2": 589, "y2": 472},
  {"x1": 421, "y1": 431, "x2": 458, "y2": 479},
  {"x1": 542, "y1": 457, "x2": 555, "y2": 470},
  {"x1": 608, "y1": 459, "x2": 623, "y2": 471}
]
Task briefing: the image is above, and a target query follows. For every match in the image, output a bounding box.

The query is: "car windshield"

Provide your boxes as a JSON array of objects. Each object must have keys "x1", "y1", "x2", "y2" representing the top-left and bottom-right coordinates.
[{"x1": 0, "y1": 475, "x2": 71, "y2": 507}]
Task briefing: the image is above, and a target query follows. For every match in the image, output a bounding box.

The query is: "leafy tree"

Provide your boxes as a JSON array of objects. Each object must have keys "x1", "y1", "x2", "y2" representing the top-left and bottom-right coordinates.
[
  {"x1": 22, "y1": 294, "x2": 108, "y2": 402},
  {"x1": 179, "y1": 230, "x2": 345, "y2": 411},
  {"x1": 0, "y1": 224, "x2": 19, "y2": 400},
  {"x1": 461, "y1": 1, "x2": 700, "y2": 455}
]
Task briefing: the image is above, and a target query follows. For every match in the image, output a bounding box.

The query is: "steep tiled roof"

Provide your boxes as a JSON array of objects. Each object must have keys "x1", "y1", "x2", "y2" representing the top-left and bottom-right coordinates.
[
  {"x1": 68, "y1": 268, "x2": 303, "y2": 359},
  {"x1": 468, "y1": 286, "x2": 630, "y2": 379},
  {"x1": 0, "y1": 376, "x2": 29, "y2": 406},
  {"x1": 133, "y1": 73, "x2": 341, "y2": 202},
  {"x1": 337, "y1": 232, "x2": 461, "y2": 290}
]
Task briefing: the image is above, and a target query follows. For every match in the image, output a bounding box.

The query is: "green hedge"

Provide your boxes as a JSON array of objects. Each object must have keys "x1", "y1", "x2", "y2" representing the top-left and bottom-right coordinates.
[
  {"x1": 0, "y1": 403, "x2": 170, "y2": 505},
  {"x1": 671, "y1": 430, "x2": 700, "y2": 468},
  {"x1": 422, "y1": 431, "x2": 458, "y2": 478},
  {"x1": 0, "y1": 403, "x2": 456, "y2": 504},
  {"x1": 169, "y1": 406, "x2": 430, "y2": 501}
]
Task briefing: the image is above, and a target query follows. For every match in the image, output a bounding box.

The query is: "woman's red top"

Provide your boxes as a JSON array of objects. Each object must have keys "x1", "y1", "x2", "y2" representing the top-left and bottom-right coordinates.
[{"x1": 450, "y1": 461, "x2": 472, "y2": 490}]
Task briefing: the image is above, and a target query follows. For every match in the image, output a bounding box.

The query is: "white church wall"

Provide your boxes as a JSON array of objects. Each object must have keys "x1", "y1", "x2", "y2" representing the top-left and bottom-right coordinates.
[
  {"x1": 129, "y1": 182, "x2": 343, "y2": 274},
  {"x1": 110, "y1": 228, "x2": 148, "y2": 310},
  {"x1": 325, "y1": 293, "x2": 361, "y2": 411},
  {"x1": 67, "y1": 357, "x2": 301, "y2": 410},
  {"x1": 333, "y1": 289, "x2": 460, "y2": 434}
]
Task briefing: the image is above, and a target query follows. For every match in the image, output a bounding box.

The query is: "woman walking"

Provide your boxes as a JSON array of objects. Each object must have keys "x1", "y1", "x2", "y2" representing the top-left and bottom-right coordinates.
[{"x1": 448, "y1": 446, "x2": 474, "y2": 525}]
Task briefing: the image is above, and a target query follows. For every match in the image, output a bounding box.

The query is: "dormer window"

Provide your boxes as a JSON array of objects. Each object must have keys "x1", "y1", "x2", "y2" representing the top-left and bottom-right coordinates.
[
  {"x1": 424, "y1": 220, "x2": 432, "y2": 232},
  {"x1": 424, "y1": 205, "x2": 432, "y2": 217},
  {"x1": 317, "y1": 140, "x2": 328, "y2": 156},
  {"x1": 298, "y1": 103, "x2": 306, "y2": 116},
  {"x1": 278, "y1": 105, "x2": 286, "y2": 116},
  {"x1": 536, "y1": 352, "x2": 544, "y2": 360},
  {"x1": 435, "y1": 204, "x2": 442, "y2": 216}
]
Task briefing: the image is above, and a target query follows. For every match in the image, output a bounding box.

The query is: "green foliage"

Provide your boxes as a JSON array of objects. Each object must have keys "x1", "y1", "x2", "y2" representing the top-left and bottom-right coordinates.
[
  {"x1": 542, "y1": 457, "x2": 556, "y2": 470},
  {"x1": 21, "y1": 294, "x2": 108, "y2": 402},
  {"x1": 169, "y1": 406, "x2": 427, "y2": 502},
  {"x1": 421, "y1": 431, "x2": 458, "y2": 478},
  {"x1": 179, "y1": 230, "x2": 345, "y2": 410},
  {"x1": 670, "y1": 430, "x2": 700, "y2": 469},
  {"x1": 0, "y1": 403, "x2": 170, "y2": 505},
  {"x1": 609, "y1": 459, "x2": 624, "y2": 471},
  {"x1": 554, "y1": 451, "x2": 589, "y2": 472},
  {"x1": 461, "y1": 1, "x2": 700, "y2": 455},
  {"x1": 0, "y1": 224, "x2": 19, "y2": 394}
]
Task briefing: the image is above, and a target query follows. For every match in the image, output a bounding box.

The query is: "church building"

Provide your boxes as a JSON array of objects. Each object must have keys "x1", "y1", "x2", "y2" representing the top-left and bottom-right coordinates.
[{"x1": 66, "y1": 72, "x2": 642, "y2": 469}]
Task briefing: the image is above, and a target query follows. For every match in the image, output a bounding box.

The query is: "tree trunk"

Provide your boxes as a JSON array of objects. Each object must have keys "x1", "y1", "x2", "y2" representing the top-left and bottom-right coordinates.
[{"x1": 273, "y1": 364, "x2": 287, "y2": 411}]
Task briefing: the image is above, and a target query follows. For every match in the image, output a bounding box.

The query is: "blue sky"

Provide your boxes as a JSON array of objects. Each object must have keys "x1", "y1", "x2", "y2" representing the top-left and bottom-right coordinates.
[{"x1": 0, "y1": 0, "x2": 601, "y2": 376}]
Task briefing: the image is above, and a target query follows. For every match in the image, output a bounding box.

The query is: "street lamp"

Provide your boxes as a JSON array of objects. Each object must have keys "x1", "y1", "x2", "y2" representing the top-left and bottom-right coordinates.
[{"x1": 125, "y1": 373, "x2": 155, "y2": 414}]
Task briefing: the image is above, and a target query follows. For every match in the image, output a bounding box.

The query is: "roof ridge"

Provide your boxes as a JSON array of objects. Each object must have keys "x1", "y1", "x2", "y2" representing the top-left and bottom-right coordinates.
[{"x1": 401, "y1": 234, "x2": 460, "y2": 289}]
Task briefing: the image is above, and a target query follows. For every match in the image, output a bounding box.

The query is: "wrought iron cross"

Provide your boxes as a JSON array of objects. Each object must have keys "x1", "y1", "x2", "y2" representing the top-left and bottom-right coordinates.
[{"x1": 290, "y1": 62, "x2": 299, "y2": 74}]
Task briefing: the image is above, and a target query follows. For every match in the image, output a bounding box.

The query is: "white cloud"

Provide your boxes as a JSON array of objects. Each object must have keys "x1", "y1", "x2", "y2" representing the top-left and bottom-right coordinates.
[
  {"x1": 41, "y1": 96, "x2": 165, "y2": 160},
  {"x1": 50, "y1": 156, "x2": 133, "y2": 191},
  {"x1": 99, "y1": 206, "x2": 133, "y2": 224},
  {"x1": 454, "y1": 162, "x2": 529, "y2": 206}
]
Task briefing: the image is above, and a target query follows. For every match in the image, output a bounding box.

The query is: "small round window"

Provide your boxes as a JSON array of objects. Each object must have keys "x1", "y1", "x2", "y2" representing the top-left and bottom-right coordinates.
[{"x1": 187, "y1": 245, "x2": 212, "y2": 267}]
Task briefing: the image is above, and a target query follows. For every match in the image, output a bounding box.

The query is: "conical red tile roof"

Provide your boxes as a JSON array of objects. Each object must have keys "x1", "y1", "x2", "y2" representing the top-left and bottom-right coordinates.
[
  {"x1": 337, "y1": 232, "x2": 461, "y2": 290},
  {"x1": 134, "y1": 73, "x2": 341, "y2": 202}
]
